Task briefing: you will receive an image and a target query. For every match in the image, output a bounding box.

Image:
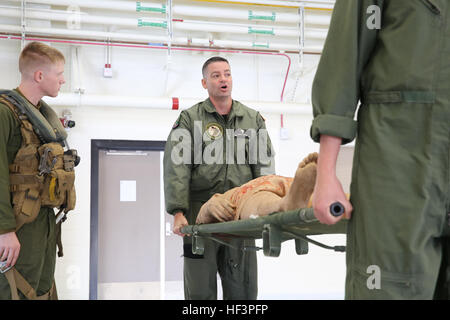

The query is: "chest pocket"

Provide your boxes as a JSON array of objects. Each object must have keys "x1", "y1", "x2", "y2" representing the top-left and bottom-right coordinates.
[
  {"x1": 201, "y1": 122, "x2": 225, "y2": 165},
  {"x1": 232, "y1": 128, "x2": 256, "y2": 165},
  {"x1": 200, "y1": 124, "x2": 255, "y2": 166}
]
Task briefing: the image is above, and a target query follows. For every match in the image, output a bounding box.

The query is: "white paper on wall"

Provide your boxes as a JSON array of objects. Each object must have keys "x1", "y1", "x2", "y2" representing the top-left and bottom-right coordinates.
[{"x1": 120, "y1": 180, "x2": 136, "y2": 202}]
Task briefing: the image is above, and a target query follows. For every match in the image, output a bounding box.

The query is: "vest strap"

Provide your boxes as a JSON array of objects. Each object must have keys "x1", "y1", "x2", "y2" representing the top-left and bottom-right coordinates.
[{"x1": 3, "y1": 267, "x2": 56, "y2": 300}]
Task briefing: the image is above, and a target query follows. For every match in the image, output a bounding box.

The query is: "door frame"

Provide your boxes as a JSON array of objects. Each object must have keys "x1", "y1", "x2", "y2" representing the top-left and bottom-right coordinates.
[{"x1": 90, "y1": 139, "x2": 166, "y2": 300}]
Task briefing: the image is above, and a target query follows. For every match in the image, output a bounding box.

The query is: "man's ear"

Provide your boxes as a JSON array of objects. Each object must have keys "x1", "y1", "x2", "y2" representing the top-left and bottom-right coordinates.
[
  {"x1": 201, "y1": 78, "x2": 207, "y2": 89},
  {"x1": 34, "y1": 70, "x2": 44, "y2": 83}
]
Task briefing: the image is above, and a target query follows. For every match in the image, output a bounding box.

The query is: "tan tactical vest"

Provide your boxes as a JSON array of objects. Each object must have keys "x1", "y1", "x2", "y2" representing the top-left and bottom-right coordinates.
[
  {"x1": 0, "y1": 93, "x2": 77, "y2": 231},
  {"x1": 0, "y1": 91, "x2": 78, "y2": 300}
]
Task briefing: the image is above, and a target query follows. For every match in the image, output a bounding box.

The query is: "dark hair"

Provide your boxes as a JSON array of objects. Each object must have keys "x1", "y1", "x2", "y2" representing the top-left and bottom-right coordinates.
[{"x1": 202, "y1": 56, "x2": 229, "y2": 78}]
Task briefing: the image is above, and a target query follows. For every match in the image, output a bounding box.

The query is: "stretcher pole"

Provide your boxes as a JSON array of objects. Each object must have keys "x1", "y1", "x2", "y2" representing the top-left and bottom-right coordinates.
[{"x1": 181, "y1": 203, "x2": 346, "y2": 256}]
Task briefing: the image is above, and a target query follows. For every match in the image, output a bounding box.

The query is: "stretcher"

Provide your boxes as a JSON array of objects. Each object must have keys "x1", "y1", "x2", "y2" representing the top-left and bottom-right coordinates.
[{"x1": 181, "y1": 204, "x2": 347, "y2": 258}]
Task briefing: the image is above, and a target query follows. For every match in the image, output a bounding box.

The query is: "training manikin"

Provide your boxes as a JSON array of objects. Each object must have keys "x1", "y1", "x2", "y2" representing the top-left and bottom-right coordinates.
[{"x1": 196, "y1": 153, "x2": 321, "y2": 224}]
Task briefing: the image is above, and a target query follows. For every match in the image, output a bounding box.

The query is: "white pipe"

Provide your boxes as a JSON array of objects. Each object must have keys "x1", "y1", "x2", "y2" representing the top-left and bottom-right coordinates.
[
  {"x1": 44, "y1": 93, "x2": 312, "y2": 115},
  {"x1": 70, "y1": 46, "x2": 85, "y2": 94},
  {"x1": 0, "y1": 24, "x2": 317, "y2": 52},
  {"x1": 174, "y1": 6, "x2": 331, "y2": 26},
  {"x1": 192, "y1": 0, "x2": 334, "y2": 9},
  {"x1": 1, "y1": 6, "x2": 324, "y2": 39},
  {"x1": 174, "y1": 5, "x2": 300, "y2": 24},
  {"x1": 12, "y1": 0, "x2": 141, "y2": 12},
  {"x1": 305, "y1": 14, "x2": 331, "y2": 26},
  {"x1": 190, "y1": 38, "x2": 302, "y2": 51},
  {"x1": 173, "y1": 21, "x2": 301, "y2": 38},
  {"x1": 304, "y1": 28, "x2": 328, "y2": 41},
  {"x1": 71, "y1": 47, "x2": 79, "y2": 92},
  {"x1": 0, "y1": 23, "x2": 169, "y2": 44},
  {"x1": 0, "y1": 6, "x2": 148, "y2": 28},
  {"x1": 18, "y1": 0, "x2": 335, "y2": 10},
  {"x1": 10, "y1": 0, "x2": 332, "y2": 26}
]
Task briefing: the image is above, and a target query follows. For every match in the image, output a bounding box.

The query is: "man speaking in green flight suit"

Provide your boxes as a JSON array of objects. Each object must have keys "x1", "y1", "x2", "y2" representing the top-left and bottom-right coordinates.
[
  {"x1": 163, "y1": 56, "x2": 274, "y2": 300},
  {"x1": 311, "y1": 0, "x2": 450, "y2": 299}
]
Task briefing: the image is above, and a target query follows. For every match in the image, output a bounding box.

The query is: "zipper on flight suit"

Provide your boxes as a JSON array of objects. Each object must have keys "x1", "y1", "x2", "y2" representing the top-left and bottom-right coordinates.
[{"x1": 220, "y1": 113, "x2": 230, "y2": 194}]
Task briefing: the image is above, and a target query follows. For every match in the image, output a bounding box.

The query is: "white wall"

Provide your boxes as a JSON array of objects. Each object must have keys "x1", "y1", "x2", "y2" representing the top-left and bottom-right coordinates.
[{"x1": 0, "y1": 14, "x2": 346, "y2": 300}]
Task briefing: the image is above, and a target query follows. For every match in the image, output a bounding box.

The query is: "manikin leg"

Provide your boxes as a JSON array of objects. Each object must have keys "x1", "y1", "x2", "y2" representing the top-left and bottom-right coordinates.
[
  {"x1": 238, "y1": 153, "x2": 318, "y2": 220},
  {"x1": 196, "y1": 153, "x2": 318, "y2": 224}
]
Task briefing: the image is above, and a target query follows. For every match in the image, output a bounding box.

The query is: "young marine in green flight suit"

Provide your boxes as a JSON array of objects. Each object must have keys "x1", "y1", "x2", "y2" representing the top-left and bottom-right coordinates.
[
  {"x1": 163, "y1": 57, "x2": 274, "y2": 300},
  {"x1": 0, "y1": 42, "x2": 68, "y2": 299},
  {"x1": 311, "y1": 0, "x2": 450, "y2": 299}
]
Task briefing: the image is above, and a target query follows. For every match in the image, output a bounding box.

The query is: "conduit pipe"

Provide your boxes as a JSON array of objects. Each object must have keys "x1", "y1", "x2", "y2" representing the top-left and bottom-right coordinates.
[
  {"x1": 0, "y1": 6, "x2": 162, "y2": 30},
  {"x1": 25, "y1": 0, "x2": 333, "y2": 10},
  {"x1": 0, "y1": 23, "x2": 166, "y2": 46},
  {"x1": 193, "y1": 0, "x2": 334, "y2": 9},
  {"x1": 173, "y1": 20, "x2": 301, "y2": 38},
  {"x1": 0, "y1": 24, "x2": 314, "y2": 52},
  {"x1": 0, "y1": 6, "x2": 321, "y2": 39},
  {"x1": 9, "y1": 0, "x2": 166, "y2": 12},
  {"x1": 44, "y1": 92, "x2": 311, "y2": 115},
  {"x1": 0, "y1": 35, "x2": 293, "y2": 102},
  {"x1": 10, "y1": 0, "x2": 332, "y2": 23},
  {"x1": 174, "y1": 5, "x2": 299, "y2": 24},
  {"x1": 173, "y1": 6, "x2": 331, "y2": 26}
]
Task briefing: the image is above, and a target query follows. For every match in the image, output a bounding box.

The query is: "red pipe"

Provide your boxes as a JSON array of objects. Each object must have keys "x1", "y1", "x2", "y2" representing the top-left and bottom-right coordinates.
[{"x1": 0, "y1": 35, "x2": 291, "y2": 102}]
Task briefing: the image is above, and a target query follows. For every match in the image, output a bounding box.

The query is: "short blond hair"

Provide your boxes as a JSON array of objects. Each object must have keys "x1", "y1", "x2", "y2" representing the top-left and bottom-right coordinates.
[{"x1": 19, "y1": 41, "x2": 65, "y2": 75}]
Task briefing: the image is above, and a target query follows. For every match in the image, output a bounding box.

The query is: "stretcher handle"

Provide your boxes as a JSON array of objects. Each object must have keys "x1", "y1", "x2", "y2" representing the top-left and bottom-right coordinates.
[{"x1": 330, "y1": 202, "x2": 345, "y2": 217}]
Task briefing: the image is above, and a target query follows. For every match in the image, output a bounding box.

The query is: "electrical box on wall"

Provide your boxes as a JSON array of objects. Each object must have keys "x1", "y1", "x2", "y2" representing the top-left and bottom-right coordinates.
[
  {"x1": 280, "y1": 114, "x2": 289, "y2": 140},
  {"x1": 103, "y1": 64, "x2": 113, "y2": 78},
  {"x1": 280, "y1": 127, "x2": 289, "y2": 140}
]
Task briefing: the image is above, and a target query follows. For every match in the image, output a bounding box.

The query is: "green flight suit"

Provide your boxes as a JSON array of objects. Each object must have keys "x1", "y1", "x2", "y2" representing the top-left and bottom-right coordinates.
[
  {"x1": 311, "y1": 0, "x2": 450, "y2": 299},
  {"x1": 164, "y1": 98, "x2": 274, "y2": 300},
  {"x1": 0, "y1": 89, "x2": 57, "y2": 299}
]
